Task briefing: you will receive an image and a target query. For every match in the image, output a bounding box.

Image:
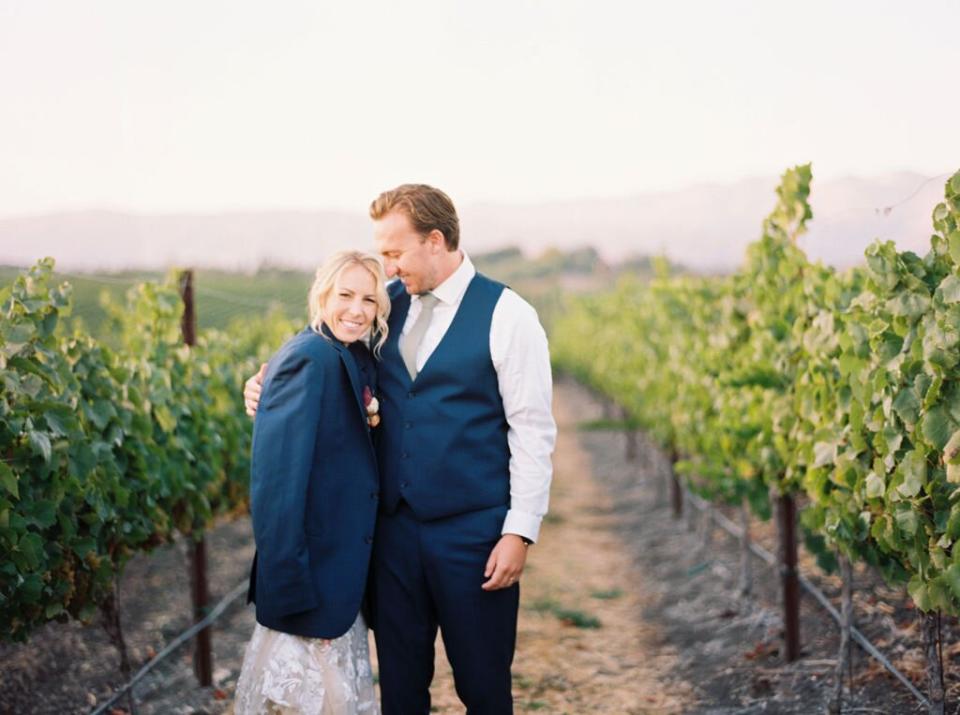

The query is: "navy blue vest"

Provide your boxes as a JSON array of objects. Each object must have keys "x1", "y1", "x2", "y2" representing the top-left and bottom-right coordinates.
[{"x1": 377, "y1": 273, "x2": 511, "y2": 520}]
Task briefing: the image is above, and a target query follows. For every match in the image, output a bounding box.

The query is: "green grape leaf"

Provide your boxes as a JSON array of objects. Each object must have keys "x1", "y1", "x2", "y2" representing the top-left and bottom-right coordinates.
[
  {"x1": 26, "y1": 431, "x2": 52, "y2": 463},
  {"x1": 813, "y1": 441, "x2": 838, "y2": 468},
  {"x1": 17, "y1": 533, "x2": 44, "y2": 571},
  {"x1": 949, "y1": 232, "x2": 960, "y2": 264},
  {"x1": 887, "y1": 291, "x2": 931, "y2": 319},
  {"x1": 922, "y1": 406, "x2": 955, "y2": 450},
  {"x1": 945, "y1": 430, "x2": 960, "y2": 464},
  {"x1": 892, "y1": 388, "x2": 921, "y2": 424},
  {"x1": 948, "y1": 463, "x2": 960, "y2": 484},
  {"x1": 155, "y1": 405, "x2": 177, "y2": 433},
  {"x1": 897, "y1": 451, "x2": 927, "y2": 498},
  {"x1": 939, "y1": 275, "x2": 960, "y2": 304},
  {"x1": 945, "y1": 564, "x2": 960, "y2": 600},
  {"x1": 0, "y1": 462, "x2": 18, "y2": 498},
  {"x1": 865, "y1": 472, "x2": 885, "y2": 498},
  {"x1": 909, "y1": 575, "x2": 933, "y2": 611}
]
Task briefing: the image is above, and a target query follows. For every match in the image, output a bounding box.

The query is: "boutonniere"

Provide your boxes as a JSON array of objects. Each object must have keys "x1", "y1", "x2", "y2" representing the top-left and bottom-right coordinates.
[{"x1": 363, "y1": 386, "x2": 381, "y2": 428}]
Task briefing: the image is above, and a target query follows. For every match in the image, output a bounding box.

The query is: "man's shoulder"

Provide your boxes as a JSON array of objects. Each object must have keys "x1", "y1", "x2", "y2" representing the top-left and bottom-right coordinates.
[
  {"x1": 495, "y1": 286, "x2": 539, "y2": 319},
  {"x1": 466, "y1": 272, "x2": 541, "y2": 326},
  {"x1": 468, "y1": 272, "x2": 510, "y2": 308}
]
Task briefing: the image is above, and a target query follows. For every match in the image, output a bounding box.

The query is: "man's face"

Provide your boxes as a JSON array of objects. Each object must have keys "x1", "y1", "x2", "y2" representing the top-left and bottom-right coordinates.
[{"x1": 373, "y1": 209, "x2": 441, "y2": 295}]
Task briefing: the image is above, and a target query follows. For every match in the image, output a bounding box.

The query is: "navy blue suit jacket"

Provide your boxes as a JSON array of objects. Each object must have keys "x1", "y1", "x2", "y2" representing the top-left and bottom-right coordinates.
[{"x1": 247, "y1": 326, "x2": 380, "y2": 639}]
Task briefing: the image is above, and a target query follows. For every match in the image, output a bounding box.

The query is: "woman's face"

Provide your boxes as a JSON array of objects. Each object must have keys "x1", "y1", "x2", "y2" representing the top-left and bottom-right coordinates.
[{"x1": 323, "y1": 263, "x2": 378, "y2": 344}]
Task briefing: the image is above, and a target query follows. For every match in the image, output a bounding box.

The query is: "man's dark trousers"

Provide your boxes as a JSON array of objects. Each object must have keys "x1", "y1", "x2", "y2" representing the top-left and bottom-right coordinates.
[{"x1": 372, "y1": 503, "x2": 518, "y2": 714}]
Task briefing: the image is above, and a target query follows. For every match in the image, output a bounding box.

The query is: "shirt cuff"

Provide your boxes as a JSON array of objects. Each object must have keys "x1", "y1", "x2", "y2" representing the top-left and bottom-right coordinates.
[{"x1": 501, "y1": 509, "x2": 543, "y2": 543}]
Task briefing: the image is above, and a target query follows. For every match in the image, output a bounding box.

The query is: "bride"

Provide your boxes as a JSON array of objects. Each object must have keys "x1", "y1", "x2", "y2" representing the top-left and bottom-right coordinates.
[{"x1": 234, "y1": 250, "x2": 389, "y2": 714}]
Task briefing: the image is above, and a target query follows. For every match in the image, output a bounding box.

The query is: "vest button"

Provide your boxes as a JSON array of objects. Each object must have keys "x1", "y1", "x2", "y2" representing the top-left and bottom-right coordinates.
[
  {"x1": 365, "y1": 536, "x2": 373, "y2": 544},
  {"x1": 401, "y1": 452, "x2": 408, "y2": 459},
  {"x1": 370, "y1": 491, "x2": 379, "y2": 499},
  {"x1": 407, "y1": 391, "x2": 415, "y2": 398},
  {"x1": 404, "y1": 422, "x2": 412, "y2": 429},
  {"x1": 401, "y1": 481, "x2": 410, "y2": 488}
]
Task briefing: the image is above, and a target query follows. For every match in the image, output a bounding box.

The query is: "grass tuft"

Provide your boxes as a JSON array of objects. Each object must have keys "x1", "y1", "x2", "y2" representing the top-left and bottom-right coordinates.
[{"x1": 527, "y1": 598, "x2": 601, "y2": 629}]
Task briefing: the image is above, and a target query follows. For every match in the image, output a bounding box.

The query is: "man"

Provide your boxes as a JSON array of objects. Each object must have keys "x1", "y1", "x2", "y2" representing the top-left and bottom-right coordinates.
[{"x1": 244, "y1": 184, "x2": 556, "y2": 714}]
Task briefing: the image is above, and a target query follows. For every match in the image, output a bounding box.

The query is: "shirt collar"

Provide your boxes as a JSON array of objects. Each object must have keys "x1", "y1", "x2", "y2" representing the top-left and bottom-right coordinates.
[{"x1": 418, "y1": 251, "x2": 475, "y2": 307}]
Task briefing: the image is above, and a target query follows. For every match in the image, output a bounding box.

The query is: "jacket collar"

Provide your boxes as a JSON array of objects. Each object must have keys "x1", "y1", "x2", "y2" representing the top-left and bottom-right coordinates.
[{"x1": 315, "y1": 323, "x2": 368, "y2": 426}]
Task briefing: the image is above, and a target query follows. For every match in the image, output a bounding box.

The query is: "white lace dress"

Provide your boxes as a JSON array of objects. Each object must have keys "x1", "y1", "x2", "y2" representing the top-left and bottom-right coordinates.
[{"x1": 233, "y1": 613, "x2": 379, "y2": 714}]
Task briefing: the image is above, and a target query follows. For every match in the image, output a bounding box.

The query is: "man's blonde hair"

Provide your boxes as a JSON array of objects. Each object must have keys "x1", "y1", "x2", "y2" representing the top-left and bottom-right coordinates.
[
  {"x1": 308, "y1": 250, "x2": 390, "y2": 356},
  {"x1": 369, "y1": 184, "x2": 460, "y2": 250}
]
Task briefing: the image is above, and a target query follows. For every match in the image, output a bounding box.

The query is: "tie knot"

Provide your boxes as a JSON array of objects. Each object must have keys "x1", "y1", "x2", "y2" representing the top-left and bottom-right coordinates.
[{"x1": 418, "y1": 293, "x2": 439, "y2": 310}]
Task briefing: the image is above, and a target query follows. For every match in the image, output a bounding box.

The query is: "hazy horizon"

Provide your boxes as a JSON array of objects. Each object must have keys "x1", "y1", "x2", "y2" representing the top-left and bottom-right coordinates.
[{"x1": 1, "y1": 169, "x2": 949, "y2": 274}]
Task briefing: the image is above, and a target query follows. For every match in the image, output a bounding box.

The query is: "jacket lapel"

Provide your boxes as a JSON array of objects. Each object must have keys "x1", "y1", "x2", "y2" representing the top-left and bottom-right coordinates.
[
  {"x1": 336, "y1": 343, "x2": 368, "y2": 421},
  {"x1": 320, "y1": 325, "x2": 368, "y2": 423}
]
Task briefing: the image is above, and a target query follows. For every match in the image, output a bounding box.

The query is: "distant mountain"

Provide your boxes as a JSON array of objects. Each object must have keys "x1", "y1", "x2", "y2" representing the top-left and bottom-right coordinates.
[
  {"x1": 0, "y1": 210, "x2": 368, "y2": 272},
  {"x1": 0, "y1": 172, "x2": 947, "y2": 273},
  {"x1": 461, "y1": 172, "x2": 945, "y2": 271}
]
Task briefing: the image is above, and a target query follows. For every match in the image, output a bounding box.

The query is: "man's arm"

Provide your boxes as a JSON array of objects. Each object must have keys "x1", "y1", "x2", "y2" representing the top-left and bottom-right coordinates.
[{"x1": 482, "y1": 289, "x2": 557, "y2": 591}]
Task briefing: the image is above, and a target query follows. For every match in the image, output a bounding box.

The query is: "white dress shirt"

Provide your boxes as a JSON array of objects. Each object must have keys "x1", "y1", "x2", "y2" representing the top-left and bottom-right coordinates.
[{"x1": 400, "y1": 252, "x2": 556, "y2": 542}]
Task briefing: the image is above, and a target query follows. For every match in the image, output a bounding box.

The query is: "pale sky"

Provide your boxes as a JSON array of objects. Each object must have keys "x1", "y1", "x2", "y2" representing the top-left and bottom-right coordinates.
[{"x1": 1, "y1": 0, "x2": 956, "y2": 217}]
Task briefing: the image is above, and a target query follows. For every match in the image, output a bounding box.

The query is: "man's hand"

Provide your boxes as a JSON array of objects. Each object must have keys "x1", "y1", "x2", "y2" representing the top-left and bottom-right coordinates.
[
  {"x1": 244, "y1": 363, "x2": 267, "y2": 417},
  {"x1": 481, "y1": 534, "x2": 529, "y2": 591}
]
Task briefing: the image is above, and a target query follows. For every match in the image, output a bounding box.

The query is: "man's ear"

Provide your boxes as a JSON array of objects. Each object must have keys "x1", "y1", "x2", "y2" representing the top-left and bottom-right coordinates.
[{"x1": 426, "y1": 229, "x2": 446, "y2": 252}]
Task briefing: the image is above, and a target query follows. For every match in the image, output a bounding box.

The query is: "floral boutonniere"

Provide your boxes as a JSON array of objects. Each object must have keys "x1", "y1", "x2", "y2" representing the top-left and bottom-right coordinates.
[{"x1": 363, "y1": 386, "x2": 381, "y2": 428}]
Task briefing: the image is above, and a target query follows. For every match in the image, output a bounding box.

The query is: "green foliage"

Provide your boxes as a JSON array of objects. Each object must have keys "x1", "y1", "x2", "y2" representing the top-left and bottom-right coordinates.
[
  {"x1": 552, "y1": 167, "x2": 960, "y2": 614},
  {"x1": 0, "y1": 260, "x2": 297, "y2": 641}
]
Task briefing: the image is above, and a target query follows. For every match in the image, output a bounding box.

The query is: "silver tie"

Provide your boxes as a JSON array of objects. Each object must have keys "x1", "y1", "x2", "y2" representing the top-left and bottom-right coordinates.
[{"x1": 400, "y1": 293, "x2": 439, "y2": 380}]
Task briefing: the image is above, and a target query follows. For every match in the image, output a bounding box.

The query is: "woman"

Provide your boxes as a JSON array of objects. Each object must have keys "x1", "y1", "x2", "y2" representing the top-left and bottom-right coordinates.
[{"x1": 234, "y1": 250, "x2": 389, "y2": 715}]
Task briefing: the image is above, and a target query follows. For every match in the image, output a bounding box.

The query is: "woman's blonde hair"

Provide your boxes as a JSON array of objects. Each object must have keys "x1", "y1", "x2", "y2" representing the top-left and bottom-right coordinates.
[{"x1": 308, "y1": 250, "x2": 390, "y2": 356}]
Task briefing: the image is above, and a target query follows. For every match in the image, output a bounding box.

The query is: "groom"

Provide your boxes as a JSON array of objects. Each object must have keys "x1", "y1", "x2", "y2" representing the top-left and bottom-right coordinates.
[{"x1": 246, "y1": 184, "x2": 556, "y2": 714}]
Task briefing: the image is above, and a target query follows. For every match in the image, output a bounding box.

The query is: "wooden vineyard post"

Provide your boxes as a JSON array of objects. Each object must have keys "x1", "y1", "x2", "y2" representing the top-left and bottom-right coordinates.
[
  {"x1": 654, "y1": 435, "x2": 667, "y2": 507},
  {"x1": 698, "y1": 502, "x2": 714, "y2": 555},
  {"x1": 602, "y1": 396, "x2": 615, "y2": 420},
  {"x1": 776, "y1": 492, "x2": 800, "y2": 662},
  {"x1": 670, "y1": 448, "x2": 683, "y2": 519},
  {"x1": 189, "y1": 538, "x2": 213, "y2": 686},
  {"x1": 620, "y1": 406, "x2": 638, "y2": 462},
  {"x1": 923, "y1": 611, "x2": 945, "y2": 715},
  {"x1": 180, "y1": 270, "x2": 213, "y2": 687},
  {"x1": 684, "y1": 487, "x2": 697, "y2": 532},
  {"x1": 101, "y1": 576, "x2": 137, "y2": 714},
  {"x1": 829, "y1": 555, "x2": 854, "y2": 714},
  {"x1": 738, "y1": 500, "x2": 752, "y2": 599}
]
